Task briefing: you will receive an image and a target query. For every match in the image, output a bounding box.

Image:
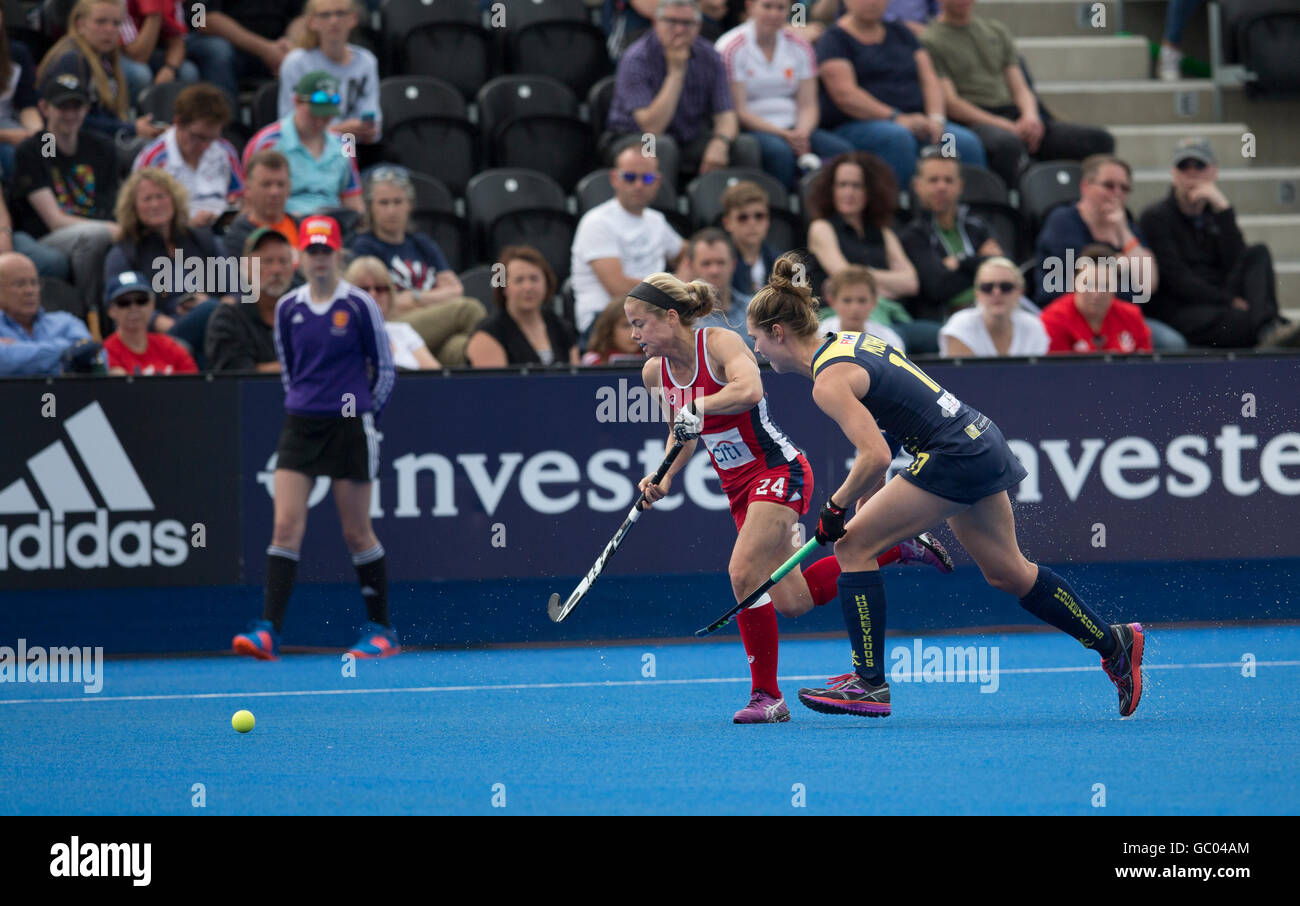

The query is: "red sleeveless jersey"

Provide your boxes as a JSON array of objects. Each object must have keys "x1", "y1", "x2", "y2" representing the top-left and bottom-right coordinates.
[{"x1": 659, "y1": 327, "x2": 802, "y2": 496}]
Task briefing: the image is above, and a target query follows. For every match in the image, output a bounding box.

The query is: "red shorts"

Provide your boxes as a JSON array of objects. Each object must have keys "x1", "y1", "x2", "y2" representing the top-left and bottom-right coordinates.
[{"x1": 727, "y1": 454, "x2": 814, "y2": 531}]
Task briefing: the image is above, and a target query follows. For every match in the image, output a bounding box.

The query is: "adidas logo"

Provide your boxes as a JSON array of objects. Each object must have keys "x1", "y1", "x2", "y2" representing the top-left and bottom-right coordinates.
[
  {"x1": 291, "y1": 312, "x2": 304, "y2": 323},
  {"x1": 0, "y1": 402, "x2": 189, "y2": 572}
]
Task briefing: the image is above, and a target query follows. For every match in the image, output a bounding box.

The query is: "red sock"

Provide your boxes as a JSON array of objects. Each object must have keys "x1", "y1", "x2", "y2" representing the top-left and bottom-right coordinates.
[
  {"x1": 877, "y1": 545, "x2": 902, "y2": 567},
  {"x1": 803, "y1": 555, "x2": 842, "y2": 606},
  {"x1": 737, "y1": 603, "x2": 780, "y2": 697}
]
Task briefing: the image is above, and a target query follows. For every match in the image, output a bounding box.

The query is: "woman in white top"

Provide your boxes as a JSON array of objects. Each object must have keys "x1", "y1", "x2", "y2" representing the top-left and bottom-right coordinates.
[
  {"x1": 939, "y1": 257, "x2": 1050, "y2": 357},
  {"x1": 715, "y1": 0, "x2": 853, "y2": 189},
  {"x1": 343, "y1": 257, "x2": 440, "y2": 370},
  {"x1": 277, "y1": 0, "x2": 381, "y2": 146}
]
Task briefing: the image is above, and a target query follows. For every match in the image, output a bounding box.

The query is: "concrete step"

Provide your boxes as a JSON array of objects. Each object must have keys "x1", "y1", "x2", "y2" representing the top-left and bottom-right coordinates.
[
  {"x1": 1130, "y1": 168, "x2": 1300, "y2": 217},
  {"x1": 982, "y1": 0, "x2": 1209, "y2": 58},
  {"x1": 1108, "y1": 123, "x2": 1254, "y2": 171},
  {"x1": 1239, "y1": 215, "x2": 1300, "y2": 260},
  {"x1": 1277, "y1": 262, "x2": 1300, "y2": 310},
  {"x1": 1017, "y1": 36, "x2": 1150, "y2": 81},
  {"x1": 1037, "y1": 78, "x2": 1225, "y2": 125}
]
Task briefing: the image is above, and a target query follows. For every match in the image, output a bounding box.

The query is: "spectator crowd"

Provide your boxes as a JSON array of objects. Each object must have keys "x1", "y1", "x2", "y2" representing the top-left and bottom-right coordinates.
[{"x1": 2, "y1": 0, "x2": 1296, "y2": 379}]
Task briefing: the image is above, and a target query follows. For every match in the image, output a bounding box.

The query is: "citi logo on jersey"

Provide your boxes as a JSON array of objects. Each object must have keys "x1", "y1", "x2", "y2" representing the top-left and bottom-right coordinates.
[{"x1": 0, "y1": 403, "x2": 190, "y2": 572}]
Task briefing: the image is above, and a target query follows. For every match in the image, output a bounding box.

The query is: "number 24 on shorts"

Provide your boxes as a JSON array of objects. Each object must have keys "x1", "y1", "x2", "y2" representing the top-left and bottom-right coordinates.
[{"x1": 754, "y1": 477, "x2": 787, "y2": 497}]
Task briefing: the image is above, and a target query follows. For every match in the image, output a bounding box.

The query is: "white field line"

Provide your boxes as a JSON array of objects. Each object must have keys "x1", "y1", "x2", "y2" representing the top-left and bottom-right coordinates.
[{"x1": 0, "y1": 660, "x2": 1297, "y2": 706}]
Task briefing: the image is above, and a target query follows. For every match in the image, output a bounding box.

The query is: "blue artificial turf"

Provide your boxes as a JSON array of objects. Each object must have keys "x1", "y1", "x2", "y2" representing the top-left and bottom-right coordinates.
[{"x1": 1, "y1": 624, "x2": 1296, "y2": 815}]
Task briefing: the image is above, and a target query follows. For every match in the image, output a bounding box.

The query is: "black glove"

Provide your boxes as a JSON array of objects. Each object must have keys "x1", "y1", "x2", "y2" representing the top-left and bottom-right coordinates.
[
  {"x1": 60, "y1": 339, "x2": 104, "y2": 375},
  {"x1": 815, "y1": 497, "x2": 847, "y2": 545}
]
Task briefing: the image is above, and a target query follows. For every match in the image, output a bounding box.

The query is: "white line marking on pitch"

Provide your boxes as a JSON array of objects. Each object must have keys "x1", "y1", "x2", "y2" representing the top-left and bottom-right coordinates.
[{"x1": 1, "y1": 660, "x2": 1297, "y2": 706}]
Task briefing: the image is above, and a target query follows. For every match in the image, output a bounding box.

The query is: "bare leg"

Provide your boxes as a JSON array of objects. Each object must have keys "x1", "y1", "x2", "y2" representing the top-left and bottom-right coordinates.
[
  {"x1": 332, "y1": 479, "x2": 379, "y2": 554},
  {"x1": 834, "y1": 476, "x2": 967, "y2": 571},
  {"x1": 944, "y1": 491, "x2": 1037, "y2": 597},
  {"x1": 271, "y1": 469, "x2": 313, "y2": 551},
  {"x1": 729, "y1": 500, "x2": 813, "y2": 618}
]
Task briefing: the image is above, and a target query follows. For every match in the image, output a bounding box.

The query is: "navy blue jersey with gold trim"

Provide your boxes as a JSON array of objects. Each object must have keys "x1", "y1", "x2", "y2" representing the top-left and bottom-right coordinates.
[{"x1": 811, "y1": 331, "x2": 991, "y2": 454}]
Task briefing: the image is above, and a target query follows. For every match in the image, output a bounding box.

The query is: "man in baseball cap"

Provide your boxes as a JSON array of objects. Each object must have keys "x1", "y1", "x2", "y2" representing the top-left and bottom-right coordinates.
[
  {"x1": 298, "y1": 215, "x2": 343, "y2": 253},
  {"x1": 39, "y1": 59, "x2": 92, "y2": 107},
  {"x1": 294, "y1": 72, "x2": 342, "y2": 118},
  {"x1": 1138, "y1": 137, "x2": 1298, "y2": 348},
  {"x1": 241, "y1": 71, "x2": 362, "y2": 218}
]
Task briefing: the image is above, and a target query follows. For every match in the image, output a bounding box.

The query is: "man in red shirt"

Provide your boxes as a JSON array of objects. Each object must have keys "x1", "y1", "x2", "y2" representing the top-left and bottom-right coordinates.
[
  {"x1": 102, "y1": 270, "x2": 199, "y2": 374},
  {"x1": 1040, "y1": 243, "x2": 1152, "y2": 354}
]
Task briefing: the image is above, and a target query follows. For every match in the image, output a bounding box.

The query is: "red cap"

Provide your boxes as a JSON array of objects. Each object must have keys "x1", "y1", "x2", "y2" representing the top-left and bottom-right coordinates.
[{"x1": 298, "y1": 215, "x2": 342, "y2": 252}]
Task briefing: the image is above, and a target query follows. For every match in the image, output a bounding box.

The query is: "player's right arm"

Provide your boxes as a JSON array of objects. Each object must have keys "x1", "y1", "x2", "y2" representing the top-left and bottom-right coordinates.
[
  {"x1": 638, "y1": 356, "x2": 697, "y2": 508},
  {"x1": 812, "y1": 363, "x2": 893, "y2": 507}
]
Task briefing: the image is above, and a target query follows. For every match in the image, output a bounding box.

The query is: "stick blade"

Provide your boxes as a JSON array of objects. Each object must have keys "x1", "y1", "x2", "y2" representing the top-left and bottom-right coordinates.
[{"x1": 546, "y1": 593, "x2": 564, "y2": 623}]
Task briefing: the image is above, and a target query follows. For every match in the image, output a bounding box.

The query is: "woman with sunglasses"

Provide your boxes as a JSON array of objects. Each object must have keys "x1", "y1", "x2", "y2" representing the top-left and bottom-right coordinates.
[
  {"x1": 748, "y1": 254, "x2": 1146, "y2": 720},
  {"x1": 628, "y1": 269, "x2": 953, "y2": 724},
  {"x1": 101, "y1": 270, "x2": 197, "y2": 375},
  {"x1": 233, "y1": 215, "x2": 399, "y2": 661},
  {"x1": 350, "y1": 165, "x2": 483, "y2": 365},
  {"x1": 343, "y1": 255, "x2": 441, "y2": 370},
  {"x1": 938, "y1": 257, "x2": 1048, "y2": 357}
]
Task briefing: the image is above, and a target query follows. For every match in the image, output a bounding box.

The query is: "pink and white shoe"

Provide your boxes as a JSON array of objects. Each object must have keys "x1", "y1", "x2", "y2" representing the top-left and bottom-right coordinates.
[
  {"x1": 898, "y1": 532, "x2": 955, "y2": 573},
  {"x1": 733, "y1": 690, "x2": 791, "y2": 724}
]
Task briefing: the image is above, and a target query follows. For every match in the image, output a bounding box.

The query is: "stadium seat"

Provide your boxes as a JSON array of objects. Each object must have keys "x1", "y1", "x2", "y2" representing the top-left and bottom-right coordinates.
[
  {"x1": 458, "y1": 264, "x2": 497, "y2": 310},
  {"x1": 687, "y1": 168, "x2": 791, "y2": 230},
  {"x1": 764, "y1": 209, "x2": 804, "y2": 258},
  {"x1": 586, "y1": 75, "x2": 616, "y2": 140},
  {"x1": 958, "y1": 165, "x2": 1010, "y2": 206},
  {"x1": 137, "y1": 81, "x2": 189, "y2": 124},
  {"x1": 39, "y1": 277, "x2": 87, "y2": 323},
  {"x1": 466, "y1": 168, "x2": 567, "y2": 249},
  {"x1": 250, "y1": 81, "x2": 280, "y2": 133},
  {"x1": 574, "y1": 168, "x2": 679, "y2": 217},
  {"x1": 1018, "y1": 161, "x2": 1082, "y2": 239},
  {"x1": 497, "y1": 0, "x2": 590, "y2": 28},
  {"x1": 380, "y1": 76, "x2": 467, "y2": 121},
  {"x1": 492, "y1": 115, "x2": 597, "y2": 190},
  {"x1": 486, "y1": 208, "x2": 579, "y2": 283},
  {"x1": 509, "y1": 21, "x2": 612, "y2": 97},
  {"x1": 476, "y1": 75, "x2": 580, "y2": 162},
  {"x1": 383, "y1": 0, "x2": 493, "y2": 100},
  {"x1": 409, "y1": 209, "x2": 473, "y2": 274},
  {"x1": 404, "y1": 172, "x2": 456, "y2": 214},
  {"x1": 381, "y1": 78, "x2": 478, "y2": 195}
]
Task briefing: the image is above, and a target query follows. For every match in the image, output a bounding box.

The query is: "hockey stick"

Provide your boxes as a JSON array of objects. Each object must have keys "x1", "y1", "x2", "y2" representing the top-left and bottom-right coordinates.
[
  {"x1": 694, "y1": 537, "x2": 822, "y2": 638},
  {"x1": 548, "y1": 441, "x2": 686, "y2": 623}
]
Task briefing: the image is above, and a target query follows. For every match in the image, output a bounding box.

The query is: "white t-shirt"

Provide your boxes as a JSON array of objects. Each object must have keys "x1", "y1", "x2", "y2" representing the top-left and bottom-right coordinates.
[
  {"x1": 570, "y1": 198, "x2": 684, "y2": 331},
  {"x1": 820, "y1": 316, "x2": 906, "y2": 353},
  {"x1": 278, "y1": 46, "x2": 383, "y2": 138},
  {"x1": 715, "y1": 20, "x2": 817, "y2": 130},
  {"x1": 939, "y1": 307, "x2": 1050, "y2": 357},
  {"x1": 132, "y1": 127, "x2": 244, "y2": 216},
  {"x1": 385, "y1": 321, "x2": 427, "y2": 370}
]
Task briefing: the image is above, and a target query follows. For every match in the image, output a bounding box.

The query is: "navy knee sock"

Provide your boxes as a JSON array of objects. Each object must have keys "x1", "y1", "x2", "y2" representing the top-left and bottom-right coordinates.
[
  {"x1": 262, "y1": 546, "x2": 299, "y2": 633},
  {"x1": 1019, "y1": 566, "x2": 1116, "y2": 657},
  {"x1": 838, "y1": 570, "x2": 887, "y2": 685},
  {"x1": 352, "y1": 545, "x2": 389, "y2": 627}
]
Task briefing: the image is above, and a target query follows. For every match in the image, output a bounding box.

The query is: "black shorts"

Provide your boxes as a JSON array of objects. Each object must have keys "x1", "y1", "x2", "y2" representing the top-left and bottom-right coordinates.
[
  {"x1": 276, "y1": 413, "x2": 378, "y2": 482},
  {"x1": 898, "y1": 417, "x2": 1027, "y2": 506}
]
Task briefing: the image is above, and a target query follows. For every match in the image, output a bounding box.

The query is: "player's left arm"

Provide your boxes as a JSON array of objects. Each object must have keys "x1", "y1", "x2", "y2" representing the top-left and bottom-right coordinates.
[
  {"x1": 694, "y1": 327, "x2": 763, "y2": 416},
  {"x1": 812, "y1": 364, "x2": 893, "y2": 506},
  {"x1": 358, "y1": 296, "x2": 396, "y2": 416}
]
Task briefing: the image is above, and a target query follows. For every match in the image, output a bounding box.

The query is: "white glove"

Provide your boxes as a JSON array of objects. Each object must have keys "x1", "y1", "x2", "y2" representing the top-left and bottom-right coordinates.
[{"x1": 673, "y1": 402, "x2": 703, "y2": 441}]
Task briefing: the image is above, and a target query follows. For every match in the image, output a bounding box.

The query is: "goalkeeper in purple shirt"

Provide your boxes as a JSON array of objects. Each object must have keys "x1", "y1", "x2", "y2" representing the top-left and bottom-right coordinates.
[{"x1": 233, "y1": 215, "x2": 399, "y2": 661}]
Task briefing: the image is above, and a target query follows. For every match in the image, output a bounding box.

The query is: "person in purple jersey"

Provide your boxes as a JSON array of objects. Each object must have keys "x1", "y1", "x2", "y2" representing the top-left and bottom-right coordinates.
[{"x1": 233, "y1": 214, "x2": 399, "y2": 661}]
